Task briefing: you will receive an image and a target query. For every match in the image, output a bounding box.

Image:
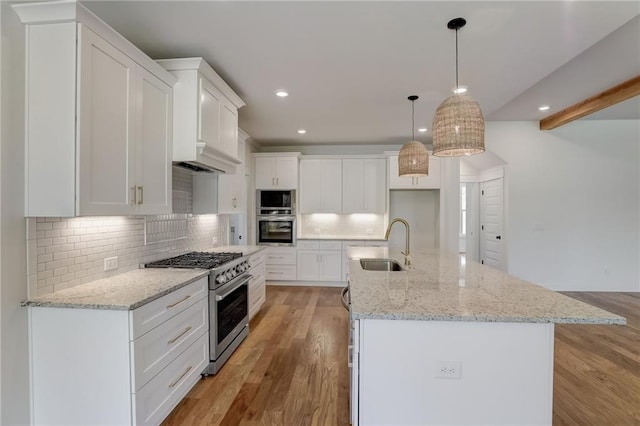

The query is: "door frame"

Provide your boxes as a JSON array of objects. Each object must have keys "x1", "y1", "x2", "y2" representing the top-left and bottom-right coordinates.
[{"x1": 478, "y1": 167, "x2": 507, "y2": 271}]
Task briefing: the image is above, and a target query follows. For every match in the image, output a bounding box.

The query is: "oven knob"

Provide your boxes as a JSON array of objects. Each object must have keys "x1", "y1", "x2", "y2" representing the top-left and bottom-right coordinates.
[
  {"x1": 226, "y1": 271, "x2": 234, "y2": 280},
  {"x1": 243, "y1": 262, "x2": 249, "y2": 271},
  {"x1": 216, "y1": 274, "x2": 226, "y2": 284}
]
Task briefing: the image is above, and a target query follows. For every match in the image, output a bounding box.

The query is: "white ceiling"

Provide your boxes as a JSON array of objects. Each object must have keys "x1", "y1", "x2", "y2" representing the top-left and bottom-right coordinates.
[{"x1": 84, "y1": 1, "x2": 640, "y2": 147}]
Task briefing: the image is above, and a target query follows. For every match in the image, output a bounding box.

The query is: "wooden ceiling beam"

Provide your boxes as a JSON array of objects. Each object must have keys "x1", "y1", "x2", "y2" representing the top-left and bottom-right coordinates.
[{"x1": 539, "y1": 75, "x2": 640, "y2": 130}]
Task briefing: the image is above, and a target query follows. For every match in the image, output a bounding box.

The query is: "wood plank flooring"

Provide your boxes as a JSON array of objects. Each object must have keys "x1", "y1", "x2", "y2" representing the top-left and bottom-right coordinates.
[{"x1": 162, "y1": 287, "x2": 639, "y2": 425}]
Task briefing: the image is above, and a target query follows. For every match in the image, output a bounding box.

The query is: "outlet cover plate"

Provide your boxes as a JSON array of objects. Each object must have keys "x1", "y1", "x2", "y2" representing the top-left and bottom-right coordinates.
[
  {"x1": 435, "y1": 360, "x2": 462, "y2": 379},
  {"x1": 104, "y1": 256, "x2": 118, "y2": 272}
]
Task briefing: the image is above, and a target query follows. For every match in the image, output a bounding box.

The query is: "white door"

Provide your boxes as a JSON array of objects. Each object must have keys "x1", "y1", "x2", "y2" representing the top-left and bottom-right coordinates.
[
  {"x1": 320, "y1": 251, "x2": 342, "y2": 281},
  {"x1": 198, "y1": 76, "x2": 221, "y2": 151},
  {"x1": 480, "y1": 178, "x2": 504, "y2": 270},
  {"x1": 77, "y1": 25, "x2": 136, "y2": 215},
  {"x1": 136, "y1": 67, "x2": 172, "y2": 215},
  {"x1": 254, "y1": 157, "x2": 276, "y2": 189},
  {"x1": 297, "y1": 251, "x2": 321, "y2": 281},
  {"x1": 274, "y1": 157, "x2": 299, "y2": 189}
]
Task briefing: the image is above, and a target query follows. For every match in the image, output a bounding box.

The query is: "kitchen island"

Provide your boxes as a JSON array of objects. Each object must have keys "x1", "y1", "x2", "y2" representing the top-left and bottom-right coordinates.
[{"x1": 347, "y1": 247, "x2": 625, "y2": 426}]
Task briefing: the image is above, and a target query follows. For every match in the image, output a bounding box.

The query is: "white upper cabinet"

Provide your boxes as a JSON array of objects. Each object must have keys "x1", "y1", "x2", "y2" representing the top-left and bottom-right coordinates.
[
  {"x1": 157, "y1": 58, "x2": 245, "y2": 174},
  {"x1": 254, "y1": 154, "x2": 300, "y2": 189},
  {"x1": 299, "y1": 159, "x2": 343, "y2": 213},
  {"x1": 217, "y1": 130, "x2": 248, "y2": 214},
  {"x1": 388, "y1": 154, "x2": 441, "y2": 189},
  {"x1": 342, "y1": 159, "x2": 386, "y2": 213},
  {"x1": 14, "y1": 2, "x2": 176, "y2": 217}
]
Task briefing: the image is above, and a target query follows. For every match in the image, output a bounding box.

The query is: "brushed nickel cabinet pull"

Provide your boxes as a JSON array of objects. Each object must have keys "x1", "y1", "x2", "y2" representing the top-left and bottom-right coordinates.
[
  {"x1": 138, "y1": 186, "x2": 143, "y2": 205},
  {"x1": 166, "y1": 295, "x2": 190, "y2": 309},
  {"x1": 167, "y1": 325, "x2": 192, "y2": 345},
  {"x1": 130, "y1": 186, "x2": 137, "y2": 205},
  {"x1": 168, "y1": 365, "x2": 192, "y2": 388}
]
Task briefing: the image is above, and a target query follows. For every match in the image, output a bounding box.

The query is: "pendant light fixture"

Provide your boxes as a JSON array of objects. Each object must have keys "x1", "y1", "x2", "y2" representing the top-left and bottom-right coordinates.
[
  {"x1": 398, "y1": 95, "x2": 429, "y2": 177},
  {"x1": 432, "y1": 17, "x2": 485, "y2": 157}
]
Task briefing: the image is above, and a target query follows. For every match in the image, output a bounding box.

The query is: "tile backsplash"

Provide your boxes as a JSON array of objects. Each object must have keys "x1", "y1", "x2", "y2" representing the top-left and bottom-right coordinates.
[
  {"x1": 299, "y1": 213, "x2": 386, "y2": 239},
  {"x1": 27, "y1": 214, "x2": 229, "y2": 298}
]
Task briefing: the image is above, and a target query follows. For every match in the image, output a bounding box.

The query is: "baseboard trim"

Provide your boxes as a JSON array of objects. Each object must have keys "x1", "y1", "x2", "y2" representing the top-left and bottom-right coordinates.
[{"x1": 266, "y1": 280, "x2": 345, "y2": 288}]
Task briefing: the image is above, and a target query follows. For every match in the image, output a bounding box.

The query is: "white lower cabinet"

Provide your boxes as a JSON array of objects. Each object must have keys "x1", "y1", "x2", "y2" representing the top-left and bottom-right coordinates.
[
  {"x1": 297, "y1": 240, "x2": 342, "y2": 281},
  {"x1": 248, "y1": 250, "x2": 267, "y2": 319},
  {"x1": 28, "y1": 277, "x2": 209, "y2": 425},
  {"x1": 265, "y1": 247, "x2": 297, "y2": 281}
]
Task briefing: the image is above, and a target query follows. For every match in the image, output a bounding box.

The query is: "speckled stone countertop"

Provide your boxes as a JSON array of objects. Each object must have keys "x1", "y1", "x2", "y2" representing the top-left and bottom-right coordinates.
[
  {"x1": 203, "y1": 245, "x2": 267, "y2": 256},
  {"x1": 347, "y1": 247, "x2": 626, "y2": 325},
  {"x1": 23, "y1": 268, "x2": 209, "y2": 310}
]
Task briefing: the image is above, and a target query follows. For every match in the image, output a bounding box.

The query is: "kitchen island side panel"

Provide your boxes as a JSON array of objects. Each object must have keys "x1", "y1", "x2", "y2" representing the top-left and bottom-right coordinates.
[{"x1": 358, "y1": 319, "x2": 554, "y2": 426}]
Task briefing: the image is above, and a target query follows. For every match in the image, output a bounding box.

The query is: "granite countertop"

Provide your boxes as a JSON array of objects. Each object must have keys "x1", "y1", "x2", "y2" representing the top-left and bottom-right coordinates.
[
  {"x1": 297, "y1": 236, "x2": 386, "y2": 241},
  {"x1": 347, "y1": 247, "x2": 626, "y2": 325},
  {"x1": 203, "y1": 245, "x2": 267, "y2": 256},
  {"x1": 23, "y1": 268, "x2": 209, "y2": 310}
]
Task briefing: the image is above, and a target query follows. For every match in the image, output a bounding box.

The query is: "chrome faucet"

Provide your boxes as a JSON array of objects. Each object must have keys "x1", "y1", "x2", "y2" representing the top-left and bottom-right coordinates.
[{"x1": 384, "y1": 217, "x2": 411, "y2": 266}]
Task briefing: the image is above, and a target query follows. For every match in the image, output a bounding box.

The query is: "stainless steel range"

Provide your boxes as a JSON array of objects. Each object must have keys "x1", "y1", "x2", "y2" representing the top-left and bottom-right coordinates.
[{"x1": 145, "y1": 251, "x2": 251, "y2": 375}]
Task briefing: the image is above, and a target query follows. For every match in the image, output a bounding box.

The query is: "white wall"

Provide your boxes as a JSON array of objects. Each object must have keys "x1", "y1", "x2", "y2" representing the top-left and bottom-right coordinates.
[
  {"x1": 486, "y1": 121, "x2": 640, "y2": 291},
  {"x1": 1, "y1": 3, "x2": 31, "y2": 424},
  {"x1": 389, "y1": 190, "x2": 439, "y2": 250}
]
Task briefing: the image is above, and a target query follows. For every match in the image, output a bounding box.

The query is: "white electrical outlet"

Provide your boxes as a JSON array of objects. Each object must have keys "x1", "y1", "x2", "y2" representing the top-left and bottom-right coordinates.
[
  {"x1": 104, "y1": 256, "x2": 118, "y2": 272},
  {"x1": 212, "y1": 236, "x2": 218, "y2": 245},
  {"x1": 435, "y1": 361, "x2": 462, "y2": 379}
]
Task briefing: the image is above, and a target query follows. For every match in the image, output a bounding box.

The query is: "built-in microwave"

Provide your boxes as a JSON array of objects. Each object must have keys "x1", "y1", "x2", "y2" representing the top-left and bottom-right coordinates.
[
  {"x1": 257, "y1": 190, "x2": 295, "y2": 215},
  {"x1": 257, "y1": 215, "x2": 296, "y2": 246}
]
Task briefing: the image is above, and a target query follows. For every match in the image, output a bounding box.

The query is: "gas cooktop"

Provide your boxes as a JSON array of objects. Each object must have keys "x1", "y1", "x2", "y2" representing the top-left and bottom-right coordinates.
[{"x1": 145, "y1": 252, "x2": 243, "y2": 270}]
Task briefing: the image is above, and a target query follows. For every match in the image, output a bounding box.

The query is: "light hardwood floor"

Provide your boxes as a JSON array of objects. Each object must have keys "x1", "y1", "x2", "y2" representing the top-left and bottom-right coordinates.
[{"x1": 162, "y1": 287, "x2": 639, "y2": 425}]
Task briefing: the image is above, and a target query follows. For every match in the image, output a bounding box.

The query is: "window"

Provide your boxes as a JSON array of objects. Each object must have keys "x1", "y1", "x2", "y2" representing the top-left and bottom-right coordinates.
[{"x1": 460, "y1": 184, "x2": 467, "y2": 236}]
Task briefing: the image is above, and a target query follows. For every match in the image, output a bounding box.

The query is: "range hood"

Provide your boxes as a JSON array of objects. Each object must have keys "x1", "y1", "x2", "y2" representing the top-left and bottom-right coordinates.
[{"x1": 173, "y1": 161, "x2": 225, "y2": 174}]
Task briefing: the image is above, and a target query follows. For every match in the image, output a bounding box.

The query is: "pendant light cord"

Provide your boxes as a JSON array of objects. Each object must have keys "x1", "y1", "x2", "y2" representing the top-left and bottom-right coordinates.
[
  {"x1": 455, "y1": 27, "x2": 459, "y2": 90},
  {"x1": 411, "y1": 99, "x2": 415, "y2": 140}
]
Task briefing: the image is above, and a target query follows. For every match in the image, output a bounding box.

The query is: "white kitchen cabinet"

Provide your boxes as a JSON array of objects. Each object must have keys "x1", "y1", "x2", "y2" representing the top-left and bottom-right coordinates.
[
  {"x1": 342, "y1": 159, "x2": 386, "y2": 213},
  {"x1": 299, "y1": 159, "x2": 343, "y2": 213},
  {"x1": 254, "y1": 155, "x2": 300, "y2": 189},
  {"x1": 15, "y1": 2, "x2": 176, "y2": 217},
  {"x1": 157, "y1": 58, "x2": 245, "y2": 174},
  {"x1": 265, "y1": 247, "x2": 297, "y2": 281},
  {"x1": 297, "y1": 240, "x2": 342, "y2": 281},
  {"x1": 388, "y1": 154, "x2": 441, "y2": 189},
  {"x1": 218, "y1": 133, "x2": 247, "y2": 214},
  {"x1": 28, "y1": 277, "x2": 209, "y2": 425},
  {"x1": 248, "y1": 250, "x2": 267, "y2": 319}
]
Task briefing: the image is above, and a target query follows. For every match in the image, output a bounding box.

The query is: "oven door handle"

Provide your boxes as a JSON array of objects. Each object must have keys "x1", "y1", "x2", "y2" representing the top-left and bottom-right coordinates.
[{"x1": 215, "y1": 275, "x2": 252, "y2": 301}]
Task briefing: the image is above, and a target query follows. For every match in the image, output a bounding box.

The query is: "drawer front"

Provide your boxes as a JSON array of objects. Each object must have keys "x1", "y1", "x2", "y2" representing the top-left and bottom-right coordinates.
[
  {"x1": 249, "y1": 263, "x2": 266, "y2": 289},
  {"x1": 266, "y1": 252, "x2": 296, "y2": 265},
  {"x1": 318, "y1": 241, "x2": 342, "y2": 250},
  {"x1": 133, "y1": 333, "x2": 208, "y2": 426},
  {"x1": 131, "y1": 277, "x2": 208, "y2": 340},
  {"x1": 366, "y1": 241, "x2": 388, "y2": 247},
  {"x1": 342, "y1": 241, "x2": 365, "y2": 250},
  {"x1": 266, "y1": 265, "x2": 296, "y2": 280},
  {"x1": 297, "y1": 240, "x2": 319, "y2": 250},
  {"x1": 131, "y1": 297, "x2": 208, "y2": 391},
  {"x1": 250, "y1": 251, "x2": 266, "y2": 268}
]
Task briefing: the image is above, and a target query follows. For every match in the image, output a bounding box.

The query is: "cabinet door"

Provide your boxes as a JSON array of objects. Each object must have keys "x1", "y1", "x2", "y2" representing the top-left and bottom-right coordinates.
[
  {"x1": 388, "y1": 155, "x2": 414, "y2": 189},
  {"x1": 321, "y1": 160, "x2": 343, "y2": 212},
  {"x1": 320, "y1": 251, "x2": 342, "y2": 281},
  {"x1": 342, "y1": 159, "x2": 365, "y2": 213},
  {"x1": 414, "y1": 155, "x2": 441, "y2": 189},
  {"x1": 296, "y1": 250, "x2": 321, "y2": 281},
  {"x1": 217, "y1": 173, "x2": 245, "y2": 214},
  {"x1": 136, "y1": 68, "x2": 173, "y2": 215},
  {"x1": 299, "y1": 160, "x2": 322, "y2": 213},
  {"x1": 363, "y1": 159, "x2": 386, "y2": 212},
  {"x1": 254, "y1": 157, "x2": 276, "y2": 189},
  {"x1": 77, "y1": 26, "x2": 136, "y2": 215},
  {"x1": 274, "y1": 157, "x2": 299, "y2": 189},
  {"x1": 219, "y1": 100, "x2": 238, "y2": 159},
  {"x1": 198, "y1": 76, "x2": 221, "y2": 152}
]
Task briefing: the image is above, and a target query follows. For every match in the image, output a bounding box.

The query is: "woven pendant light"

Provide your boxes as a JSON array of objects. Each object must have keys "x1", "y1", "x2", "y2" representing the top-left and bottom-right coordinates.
[
  {"x1": 399, "y1": 95, "x2": 429, "y2": 177},
  {"x1": 432, "y1": 17, "x2": 485, "y2": 157}
]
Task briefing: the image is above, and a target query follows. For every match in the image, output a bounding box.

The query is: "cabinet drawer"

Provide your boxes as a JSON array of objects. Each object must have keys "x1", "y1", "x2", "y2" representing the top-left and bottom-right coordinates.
[
  {"x1": 131, "y1": 277, "x2": 208, "y2": 340},
  {"x1": 266, "y1": 265, "x2": 296, "y2": 280},
  {"x1": 266, "y1": 252, "x2": 296, "y2": 265},
  {"x1": 250, "y1": 251, "x2": 266, "y2": 267},
  {"x1": 318, "y1": 241, "x2": 342, "y2": 250},
  {"x1": 249, "y1": 263, "x2": 266, "y2": 287},
  {"x1": 131, "y1": 297, "x2": 208, "y2": 391},
  {"x1": 133, "y1": 333, "x2": 208, "y2": 426},
  {"x1": 297, "y1": 240, "x2": 319, "y2": 250}
]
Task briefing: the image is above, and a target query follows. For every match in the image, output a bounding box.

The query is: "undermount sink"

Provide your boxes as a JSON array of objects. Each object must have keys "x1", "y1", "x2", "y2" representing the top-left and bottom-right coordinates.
[{"x1": 359, "y1": 258, "x2": 404, "y2": 272}]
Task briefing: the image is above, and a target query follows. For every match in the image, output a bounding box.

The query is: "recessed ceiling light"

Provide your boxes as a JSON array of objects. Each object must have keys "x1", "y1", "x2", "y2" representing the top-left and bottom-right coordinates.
[
  {"x1": 538, "y1": 105, "x2": 550, "y2": 111},
  {"x1": 297, "y1": 129, "x2": 307, "y2": 134},
  {"x1": 453, "y1": 86, "x2": 468, "y2": 94},
  {"x1": 275, "y1": 90, "x2": 289, "y2": 97},
  {"x1": 418, "y1": 128, "x2": 428, "y2": 132}
]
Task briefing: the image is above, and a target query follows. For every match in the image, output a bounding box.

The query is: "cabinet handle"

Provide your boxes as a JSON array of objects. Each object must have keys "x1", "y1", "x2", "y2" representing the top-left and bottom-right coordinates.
[
  {"x1": 272, "y1": 177, "x2": 275, "y2": 186},
  {"x1": 167, "y1": 325, "x2": 192, "y2": 345},
  {"x1": 130, "y1": 186, "x2": 137, "y2": 205},
  {"x1": 270, "y1": 271, "x2": 283, "y2": 275},
  {"x1": 138, "y1": 186, "x2": 143, "y2": 205},
  {"x1": 276, "y1": 177, "x2": 279, "y2": 186},
  {"x1": 269, "y1": 256, "x2": 284, "y2": 259},
  {"x1": 168, "y1": 365, "x2": 193, "y2": 389},
  {"x1": 166, "y1": 295, "x2": 191, "y2": 309}
]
